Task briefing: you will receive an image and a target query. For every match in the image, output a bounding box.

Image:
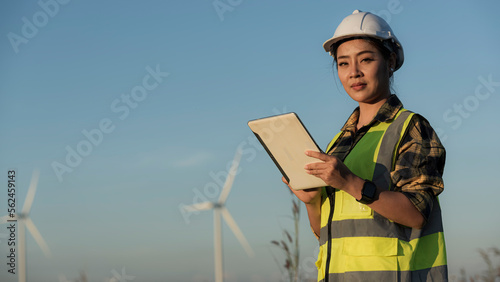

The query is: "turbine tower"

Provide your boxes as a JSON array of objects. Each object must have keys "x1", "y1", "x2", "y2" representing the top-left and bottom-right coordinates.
[
  {"x1": 1, "y1": 169, "x2": 51, "y2": 282},
  {"x1": 184, "y1": 149, "x2": 254, "y2": 282}
]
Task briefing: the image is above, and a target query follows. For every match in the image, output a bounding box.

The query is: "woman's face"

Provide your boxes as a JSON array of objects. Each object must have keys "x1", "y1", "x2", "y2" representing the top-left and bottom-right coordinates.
[{"x1": 336, "y1": 39, "x2": 394, "y2": 105}]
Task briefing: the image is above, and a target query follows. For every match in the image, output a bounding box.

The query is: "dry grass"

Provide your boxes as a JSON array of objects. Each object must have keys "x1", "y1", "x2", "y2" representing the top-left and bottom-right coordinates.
[
  {"x1": 270, "y1": 193, "x2": 301, "y2": 282},
  {"x1": 452, "y1": 247, "x2": 500, "y2": 282}
]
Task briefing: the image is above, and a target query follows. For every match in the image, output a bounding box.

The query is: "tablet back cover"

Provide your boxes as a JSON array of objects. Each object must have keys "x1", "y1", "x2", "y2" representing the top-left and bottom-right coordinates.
[{"x1": 248, "y1": 113, "x2": 327, "y2": 190}]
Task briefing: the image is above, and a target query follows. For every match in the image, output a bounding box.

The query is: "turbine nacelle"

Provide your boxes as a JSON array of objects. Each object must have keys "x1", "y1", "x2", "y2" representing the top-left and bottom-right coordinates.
[{"x1": 213, "y1": 203, "x2": 224, "y2": 209}]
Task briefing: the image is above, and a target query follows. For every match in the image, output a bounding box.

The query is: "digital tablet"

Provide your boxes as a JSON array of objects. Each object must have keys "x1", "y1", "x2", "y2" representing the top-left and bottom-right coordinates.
[{"x1": 247, "y1": 112, "x2": 327, "y2": 190}]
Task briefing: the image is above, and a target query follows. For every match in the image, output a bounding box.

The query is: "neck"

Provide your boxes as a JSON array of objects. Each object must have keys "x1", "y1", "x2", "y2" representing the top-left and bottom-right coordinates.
[{"x1": 356, "y1": 95, "x2": 389, "y2": 130}]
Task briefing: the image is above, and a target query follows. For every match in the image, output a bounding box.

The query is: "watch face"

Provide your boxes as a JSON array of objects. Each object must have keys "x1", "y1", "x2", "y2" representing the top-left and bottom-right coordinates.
[{"x1": 364, "y1": 181, "x2": 377, "y2": 198}]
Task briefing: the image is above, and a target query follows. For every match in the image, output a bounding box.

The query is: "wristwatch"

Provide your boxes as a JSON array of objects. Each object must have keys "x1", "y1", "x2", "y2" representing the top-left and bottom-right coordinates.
[{"x1": 357, "y1": 180, "x2": 378, "y2": 205}]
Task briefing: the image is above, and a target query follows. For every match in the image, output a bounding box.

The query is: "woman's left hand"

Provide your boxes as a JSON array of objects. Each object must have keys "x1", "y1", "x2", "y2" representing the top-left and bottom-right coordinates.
[{"x1": 304, "y1": 150, "x2": 357, "y2": 191}]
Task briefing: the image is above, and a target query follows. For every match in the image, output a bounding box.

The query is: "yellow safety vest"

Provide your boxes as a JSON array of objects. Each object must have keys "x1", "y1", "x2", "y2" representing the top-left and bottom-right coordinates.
[{"x1": 316, "y1": 110, "x2": 447, "y2": 282}]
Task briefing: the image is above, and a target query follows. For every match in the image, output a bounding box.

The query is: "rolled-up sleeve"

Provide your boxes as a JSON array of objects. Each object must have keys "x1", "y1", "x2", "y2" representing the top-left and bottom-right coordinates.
[{"x1": 391, "y1": 114, "x2": 446, "y2": 222}]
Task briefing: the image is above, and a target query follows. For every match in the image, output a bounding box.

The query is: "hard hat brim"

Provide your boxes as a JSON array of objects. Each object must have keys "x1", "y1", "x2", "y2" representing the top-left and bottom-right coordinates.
[
  {"x1": 323, "y1": 34, "x2": 392, "y2": 53},
  {"x1": 322, "y1": 35, "x2": 404, "y2": 71}
]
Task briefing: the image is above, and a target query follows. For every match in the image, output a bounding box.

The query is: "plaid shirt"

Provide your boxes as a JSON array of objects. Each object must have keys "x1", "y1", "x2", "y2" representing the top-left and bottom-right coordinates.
[{"x1": 326, "y1": 95, "x2": 445, "y2": 222}]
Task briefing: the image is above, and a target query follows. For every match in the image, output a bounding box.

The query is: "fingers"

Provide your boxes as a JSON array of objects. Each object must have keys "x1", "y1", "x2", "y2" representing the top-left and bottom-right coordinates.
[
  {"x1": 282, "y1": 176, "x2": 295, "y2": 191},
  {"x1": 305, "y1": 167, "x2": 325, "y2": 177},
  {"x1": 282, "y1": 176, "x2": 289, "y2": 185},
  {"x1": 304, "y1": 150, "x2": 330, "y2": 174},
  {"x1": 305, "y1": 150, "x2": 330, "y2": 161},
  {"x1": 304, "y1": 151, "x2": 337, "y2": 183},
  {"x1": 305, "y1": 167, "x2": 323, "y2": 177},
  {"x1": 305, "y1": 163, "x2": 329, "y2": 179},
  {"x1": 304, "y1": 161, "x2": 328, "y2": 170}
]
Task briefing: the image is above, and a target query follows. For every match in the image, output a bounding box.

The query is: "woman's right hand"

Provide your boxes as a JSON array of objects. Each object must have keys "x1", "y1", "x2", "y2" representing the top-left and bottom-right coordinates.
[{"x1": 282, "y1": 176, "x2": 321, "y2": 205}]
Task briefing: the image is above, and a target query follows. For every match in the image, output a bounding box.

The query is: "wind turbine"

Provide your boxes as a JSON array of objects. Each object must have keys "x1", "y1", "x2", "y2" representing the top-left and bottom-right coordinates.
[
  {"x1": 1, "y1": 169, "x2": 51, "y2": 282},
  {"x1": 184, "y1": 149, "x2": 254, "y2": 282}
]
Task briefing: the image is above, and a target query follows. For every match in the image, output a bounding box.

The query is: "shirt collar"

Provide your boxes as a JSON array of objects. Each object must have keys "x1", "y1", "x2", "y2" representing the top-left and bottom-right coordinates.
[{"x1": 340, "y1": 94, "x2": 404, "y2": 132}]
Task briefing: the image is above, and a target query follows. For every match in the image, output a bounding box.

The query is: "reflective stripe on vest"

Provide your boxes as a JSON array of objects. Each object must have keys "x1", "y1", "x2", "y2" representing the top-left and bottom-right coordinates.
[
  {"x1": 316, "y1": 110, "x2": 447, "y2": 282},
  {"x1": 323, "y1": 265, "x2": 448, "y2": 282}
]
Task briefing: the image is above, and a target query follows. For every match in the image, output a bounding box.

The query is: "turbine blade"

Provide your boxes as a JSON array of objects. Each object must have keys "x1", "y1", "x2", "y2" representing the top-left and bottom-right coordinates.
[
  {"x1": 22, "y1": 169, "x2": 40, "y2": 215},
  {"x1": 218, "y1": 148, "x2": 242, "y2": 204},
  {"x1": 183, "y1": 202, "x2": 214, "y2": 212},
  {"x1": 24, "y1": 217, "x2": 52, "y2": 258},
  {"x1": 220, "y1": 208, "x2": 254, "y2": 257}
]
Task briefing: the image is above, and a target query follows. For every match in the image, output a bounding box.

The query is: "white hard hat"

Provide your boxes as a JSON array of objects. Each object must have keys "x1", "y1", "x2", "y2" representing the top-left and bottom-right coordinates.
[{"x1": 323, "y1": 10, "x2": 404, "y2": 70}]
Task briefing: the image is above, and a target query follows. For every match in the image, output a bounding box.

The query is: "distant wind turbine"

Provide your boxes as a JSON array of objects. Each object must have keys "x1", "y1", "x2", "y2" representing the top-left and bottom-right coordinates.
[
  {"x1": 184, "y1": 149, "x2": 254, "y2": 282},
  {"x1": 0, "y1": 169, "x2": 51, "y2": 282}
]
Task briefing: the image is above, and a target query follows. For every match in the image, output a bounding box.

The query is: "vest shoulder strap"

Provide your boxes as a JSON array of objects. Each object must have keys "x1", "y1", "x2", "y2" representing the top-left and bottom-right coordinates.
[
  {"x1": 372, "y1": 109, "x2": 415, "y2": 190},
  {"x1": 325, "y1": 131, "x2": 344, "y2": 154}
]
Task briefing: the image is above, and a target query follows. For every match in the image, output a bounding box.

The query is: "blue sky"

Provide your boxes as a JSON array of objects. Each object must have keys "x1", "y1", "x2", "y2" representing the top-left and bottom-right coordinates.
[{"x1": 1, "y1": 0, "x2": 499, "y2": 281}]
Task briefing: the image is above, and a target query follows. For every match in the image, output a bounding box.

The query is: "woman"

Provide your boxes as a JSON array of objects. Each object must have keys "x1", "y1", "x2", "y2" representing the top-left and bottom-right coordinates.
[{"x1": 284, "y1": 10, "x2": 447, "y2": 281}]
